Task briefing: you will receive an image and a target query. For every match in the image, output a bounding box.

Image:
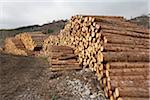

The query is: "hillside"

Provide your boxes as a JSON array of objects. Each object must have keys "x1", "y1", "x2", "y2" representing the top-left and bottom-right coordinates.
[
  {"x1": 0, "y1": 20, "x2": 67, "y2": 47},
  {"x1": 128, "y1": 15, "x2": 149, "y2": 29},
  {"x1": 0, "y1": 20, "x2": 67, "y2": 38}
]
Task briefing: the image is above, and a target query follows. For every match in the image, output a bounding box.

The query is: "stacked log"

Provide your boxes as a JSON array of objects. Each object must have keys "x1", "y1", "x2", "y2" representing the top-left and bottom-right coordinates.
[
  {"x1": 15, "y1": 32, "x2": 48, "y2": 51},
  {"x1": 43, "y1": 15, "x2": 150, "y2": 99},
  {"x1": 3, "y1": 15, "x2": 148, "y2": 99},
  {"x1": 29, "y1": 33, "x2": 48, "y2": 48},
  {"x1": 91, "y1": 16, "x2": 149, "y2": 99},
  {"x1": 15, "y1": 33, "x2": 36, "y2": 50},
  {"x1": 4, "y1": 37, "x2": 27, "y2": 56},
  {"x1": 3, "y1": 32, "x2": 48, "y2": 56},
  {"x1": 48, "y1": 45, "x2": 81, "y2": 71}
]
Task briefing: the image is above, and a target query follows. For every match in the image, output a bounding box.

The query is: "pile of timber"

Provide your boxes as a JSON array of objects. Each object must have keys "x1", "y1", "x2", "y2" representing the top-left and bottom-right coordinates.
[
  {"x1": 16, "y1": 32, "x2": 48, "y2": 51},
  {"x1": 30, "y1": 33, "x2": 48, "y2": 49},
  {"x1": 4, "y1": 37, "x2": 27, "y2": 56},
  {"x1": 95, "y1": 17, "x2": 149, "y2": 100},
  {"x1": 48, "y1": 45, "x2": 81, "y2": 71},
  {"x1": 15, "y1": 33, "x2": 36, "y2": 50},
  {"x1": 43, "y1": 15, "x2": 150, "y2": 99},
  {"x1": 4, "y1": 32, "x2": 48, "y2": 56}
]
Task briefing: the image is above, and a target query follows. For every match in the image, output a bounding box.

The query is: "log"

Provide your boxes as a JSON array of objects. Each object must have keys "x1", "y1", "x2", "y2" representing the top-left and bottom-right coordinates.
[
  {"x1": 103, "y1": 43, "x2": 149, "y2": 52},
  {"x1": 82, "y1": 15, "x2": 124, "y2": 21},
  {"x1": 51, "y1": 64, "x2": 80, "y2": 68},
  {"x1": 101, "y1": 19, "x2": 147, "y2": 32},
  {"x1": 48, "y1": 45, "x2": 74, "y2": 50},
  {"x1": 51, "y1": 50, "x2": 74, "y2": 54},
  {"x1": 107, "y1": 75, "x2": 149, "y2": 81},
  {"x1": 114, "y1": 87, "x2": 149, "y2": 97},
  {"x1": 51, "y1": 52, "x2": 76, "y2": 59},
  {"x1": 106, "y1": 67, "x2": 149, "y2": 76},
  {"x1": 93, "y1": 18, "x2": 141, "y2": 29},
  {"x1": 103, "y1": 45, "x2": 149, "y2": 52},
  {"x1": 108, "y1": 79, "x2": 149, "y2": 88},
  {"x1": 102, "y1": 29, "x2": 149, "y2": 38},
  {"x1": 51, "y1": 59, "x2": 77, "y2": 65},
  {"x1": 102, "y1": 32, "x2": 149, "y2": 43},
  {"x1": 117, "y1": 97, "x2": 149, "y2": 100},
  {"x1": 58, "y1": 54, "x2": 78, "y2": 60},
  {"x1": 103, "y1": 35, "x2": 149, "y2": 46},
  {"x1": 50, "y1": 67, "x2": 81, "y2": 71},
  {"x1": 105, "y1": 62, "x2": 150, "y2": 70},
  {"x1": 102, "y1": 52, "x2": 149, "y2": 62},
  {"x1": 94, "y1": 22, "x2": 149, "y2": 34}
]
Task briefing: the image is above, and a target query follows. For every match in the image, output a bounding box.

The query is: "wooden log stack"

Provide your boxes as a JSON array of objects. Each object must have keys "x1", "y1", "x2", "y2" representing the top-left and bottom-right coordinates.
[
  {"x1": 3, "y1": 32, "x2": 48, "y2": 56},
  {"x1": 96, "y1": 17, "x2": 150, "y2": 100},
  {"x1": 48, "y1": 45, "x2": 81, "y2": 71},
  {"x1": 4, "y1": 37, "x2": 27, "y2": 56},
  {"x1": 15, "y1": 32, "x2": 36, "y2": 50},
  {"x1": 16, "y1": 32, "x2": 48, "y2": 51},
  {"x1": 43, "y1": 15, "x2": 150, "y2": 99}
]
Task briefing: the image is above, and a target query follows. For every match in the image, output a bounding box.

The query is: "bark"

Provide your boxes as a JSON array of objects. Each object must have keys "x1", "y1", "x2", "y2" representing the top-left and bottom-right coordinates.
[
  {"x1": 107, "y1": 75, "x2": 149, "y2": 81},
  {"x1": 104, "y1": 35, "x2": 149, "y2": 46},
  {"x1": 103, "y1": 43, "x2": 149, "y2": 52},
  {"x1": 106, "y1": 62, "x2": 150, "y2": 69},
  {"x1": 51, "y1": 59, "x2": 77, "y2": 65},
  {"x1": 108, "y1": 79, "x2": 149, "y2": 88},
  {"x1": 102, "y1": 52, "x2": 150, "y2": 62},
  {"x1": 50, "y1": 65, "x2": 81, "y2": 71},
  {"x1": 117, "y1": 97, "x2": 149, "y2": 100},
  {"x1": 106, "y1": 67, "x2": 149, "y2": 76},
  {"x1": 114, "y1": 87, "x2": 149, "y2": 97},
  {"x1": 102, "y1": 29, "x2": 149, "y2": 38},
  {"x1": 95, "y1": 22, "x2": 149, "y2": 34}
]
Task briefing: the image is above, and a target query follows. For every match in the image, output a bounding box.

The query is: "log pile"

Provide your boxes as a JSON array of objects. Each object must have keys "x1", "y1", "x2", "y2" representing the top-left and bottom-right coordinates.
[
  {"x1": 3, "y1": 32, "x2": 48, "y2": 56},
  {"x1": 48, "y1": 45, "x2": 81, "y2": 71},
  {"x1": 15, "y1": 33, "x2": 36, "y2": 50},
  {"x1": 16, "y1": 32, "x2": 48, "y2": 51},
  {"x1": 43, "y1": 15, "x2": 150, "y2": 99},
  {"x1": 4, "y1": 37, "x2": 27, "y2": 56}
]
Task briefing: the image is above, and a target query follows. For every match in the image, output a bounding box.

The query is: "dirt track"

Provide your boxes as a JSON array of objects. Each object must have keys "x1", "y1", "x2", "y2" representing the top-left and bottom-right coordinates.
[{"x1": 0, "y1": 53, "x2": 106, "y2": 100}]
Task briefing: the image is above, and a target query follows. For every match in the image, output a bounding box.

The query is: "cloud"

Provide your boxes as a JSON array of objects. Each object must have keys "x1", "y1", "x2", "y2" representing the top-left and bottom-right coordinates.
[{"x1": 0, "y1": 0, "x2": 149, "y2": 29}]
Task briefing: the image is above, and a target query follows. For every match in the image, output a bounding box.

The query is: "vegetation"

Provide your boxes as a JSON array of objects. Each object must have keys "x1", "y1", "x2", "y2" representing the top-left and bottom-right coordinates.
[
  {"x1": 47, "y1": 29, "x2": 54, "y2": 34},
  {"x1": 51, "y1": 95, "x2": 58, "y2": 100}
]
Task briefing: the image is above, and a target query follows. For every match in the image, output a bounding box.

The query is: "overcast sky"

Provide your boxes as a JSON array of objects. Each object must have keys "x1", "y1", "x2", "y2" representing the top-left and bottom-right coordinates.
[{"x1": 0, "y1": 0, "x2": 149, "y2": 29}]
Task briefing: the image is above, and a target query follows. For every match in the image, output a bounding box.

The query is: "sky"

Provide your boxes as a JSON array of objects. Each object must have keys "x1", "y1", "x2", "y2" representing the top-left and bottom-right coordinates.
[{"x1": 0, "y1": 0, "x2": 149, "y2": 29}]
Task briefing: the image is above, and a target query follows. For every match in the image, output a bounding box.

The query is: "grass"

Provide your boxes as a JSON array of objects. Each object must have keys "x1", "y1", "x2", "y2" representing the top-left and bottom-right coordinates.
[{"x1": 51, "y1": 95, "x2": 58, "y2": 100}]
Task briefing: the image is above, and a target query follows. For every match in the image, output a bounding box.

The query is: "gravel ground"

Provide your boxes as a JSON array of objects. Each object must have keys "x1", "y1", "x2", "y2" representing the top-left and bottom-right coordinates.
[{"x1": 0, "y1": 53, "x2": 106, "y2": 100}]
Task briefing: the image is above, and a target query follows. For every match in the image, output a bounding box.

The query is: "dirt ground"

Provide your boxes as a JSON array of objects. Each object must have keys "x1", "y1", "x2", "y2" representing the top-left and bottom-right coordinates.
[{"x1": 0, "y1": 53, "x2": 106, "y2": 100}]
